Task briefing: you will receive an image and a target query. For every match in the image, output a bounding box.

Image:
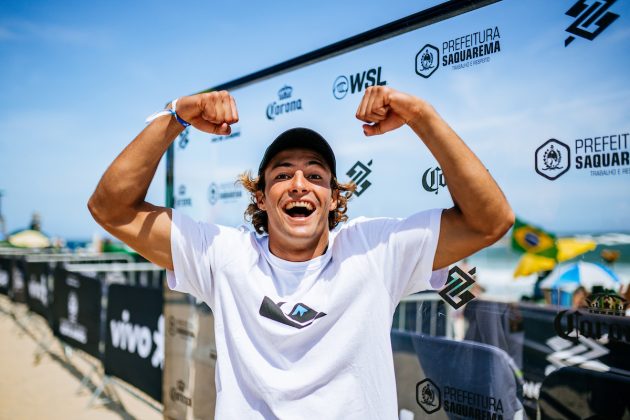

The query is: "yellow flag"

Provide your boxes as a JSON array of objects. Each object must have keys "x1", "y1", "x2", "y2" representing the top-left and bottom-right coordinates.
[
  {"x1": 557, "y1": 238, "x2": 597, "y2": 262},
  {"x1": 513, "y1": 253, "x2": 556, "y2": 277}
]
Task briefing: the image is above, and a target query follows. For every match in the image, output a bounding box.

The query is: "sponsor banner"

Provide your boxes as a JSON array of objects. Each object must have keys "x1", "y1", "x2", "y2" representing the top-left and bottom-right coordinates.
[
  {"x1": 391, "y1": 330, "x2": 523, "y2": 419},
  {"x1": 173, "y1": 0, "x2": 629, "y2": 234},
  {"x1": 104, "y1": 284, "x2": 163, "y2": 402},
  {"x1": 52, "y1": 269, "x2": 102, "y2": 358},
  {"x1": 25, "y1": 261, "x2": 51, "y2": 320},
  {"x1": 519, "y1": 303, "x2": 630, "y2": 400}
]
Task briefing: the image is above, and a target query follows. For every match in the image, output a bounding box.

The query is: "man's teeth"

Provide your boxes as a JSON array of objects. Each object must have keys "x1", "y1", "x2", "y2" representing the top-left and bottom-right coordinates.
[{"x1": 285, "y1": 201, "x2": 313, "y2": 211}]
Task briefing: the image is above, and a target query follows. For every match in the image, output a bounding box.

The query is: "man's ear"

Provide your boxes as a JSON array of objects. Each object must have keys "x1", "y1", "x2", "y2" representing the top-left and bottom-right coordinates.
[
  {"x1": 256, "y1": 191, "x2": 266, "y2": 211},
  {"x1": 329, "y1": 189, "x2": 339, "y2": 212}
]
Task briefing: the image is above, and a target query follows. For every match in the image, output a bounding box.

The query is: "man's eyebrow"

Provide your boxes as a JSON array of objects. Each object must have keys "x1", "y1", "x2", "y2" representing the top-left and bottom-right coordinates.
[
  {"x1": 270, "y1": 160, "x2": 326, "y2": 170},
  {"x1": 307, "y1": 160, "x2": 326, "y2": 169},
  {"x1": 270, "y1": 161, "x2": 294, "y2": 170}
]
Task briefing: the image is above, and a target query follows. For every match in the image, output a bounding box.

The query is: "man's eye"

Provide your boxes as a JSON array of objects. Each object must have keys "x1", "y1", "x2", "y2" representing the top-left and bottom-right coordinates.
[
  {"x1": 308, "y1": 174, "x2": 322, "y2": 180},
  {"x1": 276, "y1": 174, "x2": 290, "y2": 180}
]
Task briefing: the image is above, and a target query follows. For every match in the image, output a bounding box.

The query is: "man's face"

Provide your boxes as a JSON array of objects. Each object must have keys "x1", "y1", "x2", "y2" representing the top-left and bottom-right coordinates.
[{"x1": 257, "y1": 148, "x2": 338, "y2": 247}]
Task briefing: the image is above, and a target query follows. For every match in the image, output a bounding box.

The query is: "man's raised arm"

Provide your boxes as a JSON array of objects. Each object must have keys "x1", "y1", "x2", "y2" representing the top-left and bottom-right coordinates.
[
  {"x1": 88, "y1": 91, "x2": 238, "y2": 270},
  {"x1": 355, "y1": 86, "x2": 514, "y2": 270}
]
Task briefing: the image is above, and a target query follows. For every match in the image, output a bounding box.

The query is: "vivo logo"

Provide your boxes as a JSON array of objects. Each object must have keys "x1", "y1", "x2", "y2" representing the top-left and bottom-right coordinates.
[{"x1": 110, "y1": 310, "x2": 164, "y2": 368}]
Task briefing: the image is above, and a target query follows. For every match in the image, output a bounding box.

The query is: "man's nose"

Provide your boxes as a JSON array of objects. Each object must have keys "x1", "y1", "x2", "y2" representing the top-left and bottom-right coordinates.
[{"x1": 290, "y1": 171, "x2": 308, "y2": 193}]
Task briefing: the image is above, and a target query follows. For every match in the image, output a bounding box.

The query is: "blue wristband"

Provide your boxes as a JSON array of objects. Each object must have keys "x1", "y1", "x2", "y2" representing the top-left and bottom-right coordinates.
[
  {"x1": 170, "y1": 98, "x2": 191, "y2": 128},
  {"x1": 145, "y1": 98, "x2": 191, "y2": 128}
]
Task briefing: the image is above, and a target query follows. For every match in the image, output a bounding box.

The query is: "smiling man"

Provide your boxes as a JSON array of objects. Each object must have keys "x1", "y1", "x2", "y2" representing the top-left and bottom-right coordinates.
[{"x1": 88, "y1": 86, "x2": 513, "y2": 419}]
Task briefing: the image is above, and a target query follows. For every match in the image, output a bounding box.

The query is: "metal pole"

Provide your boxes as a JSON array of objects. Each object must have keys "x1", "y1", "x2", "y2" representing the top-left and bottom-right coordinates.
[{"x1": 0, "y1": 190, "x2": 5, "y2": 238}]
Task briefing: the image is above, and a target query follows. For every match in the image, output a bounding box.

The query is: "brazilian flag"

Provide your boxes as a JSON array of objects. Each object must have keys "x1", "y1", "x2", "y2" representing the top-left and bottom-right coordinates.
[{"x1": 511, "y1": 218, "x2": 558, "y2": 259}]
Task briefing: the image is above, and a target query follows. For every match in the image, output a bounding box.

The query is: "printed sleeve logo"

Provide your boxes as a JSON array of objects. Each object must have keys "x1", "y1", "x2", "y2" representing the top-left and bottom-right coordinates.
[
  {"x1": 565, "y1": 0, "x2": 620, "y2": 47},
  {"x1": 415, "y1": 44, "x2": 439, "y2": 78},
  {"x1": 259, "y1": 296, "x2": 326, "y2": 329},
  {"x1": 535, "y1": 139, "x2": 571, "y2": 180},
  {"x1": 416, "y1": 378, "x2": 441, "y2": 414},
  {"x1": 439, "y1": 266, "x2": 477, "y2": 309}
]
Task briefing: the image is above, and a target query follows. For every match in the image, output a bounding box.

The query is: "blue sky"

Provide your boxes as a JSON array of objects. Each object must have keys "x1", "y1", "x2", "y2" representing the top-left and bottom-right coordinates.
[
  {"x1": 0, "y1": 0, "x2": 440, "y2": 239},
  {"x1": 1, "y1": 0, "x2": 628, "y2": 240}
]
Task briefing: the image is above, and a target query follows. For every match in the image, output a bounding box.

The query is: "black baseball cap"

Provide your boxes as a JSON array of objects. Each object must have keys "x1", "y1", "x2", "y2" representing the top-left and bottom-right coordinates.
[{"x1": 258, "y1": 127, "x2": 337, "y2": 177}]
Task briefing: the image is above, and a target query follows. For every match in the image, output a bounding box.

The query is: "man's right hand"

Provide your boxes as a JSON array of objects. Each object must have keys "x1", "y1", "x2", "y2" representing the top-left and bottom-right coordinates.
[
  {"x1": 177, "y1": 91, "x2": 239, "y2": 135},
  {"x1": 88, "y1": 90, "x2": 237, "y2": 271}
]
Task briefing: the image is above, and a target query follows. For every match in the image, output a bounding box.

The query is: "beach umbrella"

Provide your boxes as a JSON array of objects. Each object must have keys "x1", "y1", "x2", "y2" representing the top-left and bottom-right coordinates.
[
  {"x1": 8, "y1": 229, "x2": 51, "y2": 248},
  {"x1": 540, "y1": 261, "x2": 620, "y2": 292}
]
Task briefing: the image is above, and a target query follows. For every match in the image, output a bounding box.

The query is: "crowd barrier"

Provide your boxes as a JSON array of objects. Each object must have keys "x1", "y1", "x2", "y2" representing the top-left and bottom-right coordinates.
[
  {"x1": 4, "y1": 249, "x2": 629, "y2": 418},
  {"x1": 392, "y1": 330, "x2": 524, "y2": 420},
  {"x1": 0, "y1": 250, "x2": 164, "y2": 412},
  {"x1": 395, "y1": 294, "x2": 630, "y2": 419}
]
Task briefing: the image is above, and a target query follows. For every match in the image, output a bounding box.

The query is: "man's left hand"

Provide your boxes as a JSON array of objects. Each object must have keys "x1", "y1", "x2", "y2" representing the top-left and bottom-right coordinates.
[{"x1": 355, "y1": 86, "x2": 425, "y2": 136}]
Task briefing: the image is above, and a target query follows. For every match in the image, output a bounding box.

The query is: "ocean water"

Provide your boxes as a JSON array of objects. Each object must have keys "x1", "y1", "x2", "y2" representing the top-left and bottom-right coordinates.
[{"x1": 467, "y1": 244, "x2": 630, "y2": 302}]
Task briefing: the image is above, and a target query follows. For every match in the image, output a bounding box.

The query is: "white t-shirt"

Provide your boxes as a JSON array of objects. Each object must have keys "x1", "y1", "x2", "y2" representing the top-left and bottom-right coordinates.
[{"x1": 167, "y1": 208, "x2": 444, "y2": 419}]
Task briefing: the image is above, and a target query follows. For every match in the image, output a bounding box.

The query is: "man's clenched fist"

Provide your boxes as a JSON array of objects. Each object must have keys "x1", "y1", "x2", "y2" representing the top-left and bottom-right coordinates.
[
  {"x1": 355, "y1": 86, "x2": 427, "y2": 136},
  {"x1": 177, "y1": 91, "x2": 239, "y2": 135}
]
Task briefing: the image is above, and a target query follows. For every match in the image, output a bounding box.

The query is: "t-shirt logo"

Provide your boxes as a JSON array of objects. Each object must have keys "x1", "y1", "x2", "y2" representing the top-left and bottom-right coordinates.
[{"x1": 259, "y1": 296, "x2": 326, "y2": 329}]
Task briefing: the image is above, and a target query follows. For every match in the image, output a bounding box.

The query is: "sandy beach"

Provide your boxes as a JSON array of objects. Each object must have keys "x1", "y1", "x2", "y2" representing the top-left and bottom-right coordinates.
[{"x1": 0, "y1": 296, "x2": 162, "y2": 420}]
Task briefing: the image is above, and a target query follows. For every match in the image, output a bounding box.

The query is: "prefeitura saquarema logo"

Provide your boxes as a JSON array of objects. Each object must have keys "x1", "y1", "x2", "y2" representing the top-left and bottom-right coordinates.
[
  {"x1": 416, "y1": 378, "x2": 441, "y2": 414},
  {"x1": 535, "y1": 139, "x2": 571, "y2": 180}
]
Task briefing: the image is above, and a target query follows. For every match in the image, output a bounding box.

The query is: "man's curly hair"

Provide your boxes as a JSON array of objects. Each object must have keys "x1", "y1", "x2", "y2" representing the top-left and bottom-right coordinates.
[{"x1": 237, "y1": 171, "x2": 355, "y2": 234}]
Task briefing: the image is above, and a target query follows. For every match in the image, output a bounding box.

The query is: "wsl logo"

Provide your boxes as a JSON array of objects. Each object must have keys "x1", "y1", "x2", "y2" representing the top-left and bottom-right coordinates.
[
  {"x1": 332, "y1": 67, "x2": 387, "y2": 100},
  {"x1": 259, "y1": 296, "x2": 326, "y2": 329},
  {"x1": 535, "y1": 139, "x2": 571, "y2": 180},
  {"x1": 266, "y1": 85, "x2": 303, "y2": 120},
  {"x1": 415, "y1": 44, "x2": 439, "y2": 78}
]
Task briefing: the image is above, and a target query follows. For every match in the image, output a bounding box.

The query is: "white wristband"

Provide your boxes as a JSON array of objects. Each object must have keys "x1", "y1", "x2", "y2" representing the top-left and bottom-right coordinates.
[{"x1": 145, "y1": 99, "x2": 191, "y2": 127}]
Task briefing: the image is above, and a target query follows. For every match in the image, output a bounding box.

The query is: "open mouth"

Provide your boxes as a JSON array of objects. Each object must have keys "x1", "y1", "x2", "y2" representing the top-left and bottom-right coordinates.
[{"x1": 283, "y1": 201, "x2": 315, "y2": 218}]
